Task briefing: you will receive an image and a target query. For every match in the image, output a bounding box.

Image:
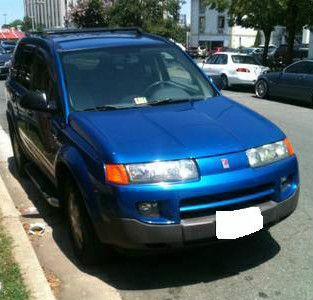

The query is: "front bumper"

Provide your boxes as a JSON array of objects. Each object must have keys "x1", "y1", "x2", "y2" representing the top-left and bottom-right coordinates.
[{"x1": 96, "y1": 188, "x2": 299, "y2": 249}]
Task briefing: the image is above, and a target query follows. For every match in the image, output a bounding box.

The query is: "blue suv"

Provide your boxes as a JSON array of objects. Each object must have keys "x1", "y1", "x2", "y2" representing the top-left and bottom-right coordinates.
[{"x1": 6, "y1": 28, "x2": 299, "y2": 265}]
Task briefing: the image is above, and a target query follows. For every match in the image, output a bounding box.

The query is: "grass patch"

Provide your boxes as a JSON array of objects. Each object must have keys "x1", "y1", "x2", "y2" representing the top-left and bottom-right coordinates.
[{"x1": 0, "y1": 221, "x2": 29, "y2": 300}]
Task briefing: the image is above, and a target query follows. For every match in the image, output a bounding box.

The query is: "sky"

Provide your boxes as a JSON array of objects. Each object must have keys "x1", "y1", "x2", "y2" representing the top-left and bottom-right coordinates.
[
  {"x1": 0, "y1": 0, "x2": 24, "y2": 27},
  {"x1": 0, "y1": 0, "x2": 190, "y2": 28}
]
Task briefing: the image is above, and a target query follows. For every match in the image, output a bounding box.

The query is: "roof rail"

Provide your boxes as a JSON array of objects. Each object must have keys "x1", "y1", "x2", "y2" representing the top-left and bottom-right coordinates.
[{"x1": 26, "y1": 27, "x2": 143, "y2": 37}]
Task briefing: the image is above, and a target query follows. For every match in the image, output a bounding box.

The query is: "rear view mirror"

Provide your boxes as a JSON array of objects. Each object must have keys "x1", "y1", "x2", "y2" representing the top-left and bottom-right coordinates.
[{"x1": 209, "y1": 75, "x2": 224, "y2": 90}]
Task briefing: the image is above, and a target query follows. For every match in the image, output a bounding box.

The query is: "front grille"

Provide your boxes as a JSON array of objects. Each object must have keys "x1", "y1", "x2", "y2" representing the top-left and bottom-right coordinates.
[{"x1": 180, "y1": 184, "x2": 275, "y2": 220}]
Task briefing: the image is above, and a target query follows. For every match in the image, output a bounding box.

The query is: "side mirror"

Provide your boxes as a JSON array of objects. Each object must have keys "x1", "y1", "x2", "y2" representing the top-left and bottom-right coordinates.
[
  {"x1": 209, "y1": 75, "x2": 224, "y2": 90},
  {"x1": 19, "y1": 91, "x2": 57, "y2": 113}
]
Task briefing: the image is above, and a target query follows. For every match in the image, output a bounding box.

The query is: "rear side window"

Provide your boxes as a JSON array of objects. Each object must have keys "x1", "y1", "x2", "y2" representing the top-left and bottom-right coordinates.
[
  {"x1": 215, "y1": 54, "x2": 228, "y2": 65},
  {"x1": 231, "y1": 55, "x2": 260, "y2": 65},
  {"x1": 12, "y1": 44, "x2": 34, "y2": 89},
  {"x1": 285, "y1": 61, "x2": 313, "y2": 75}
]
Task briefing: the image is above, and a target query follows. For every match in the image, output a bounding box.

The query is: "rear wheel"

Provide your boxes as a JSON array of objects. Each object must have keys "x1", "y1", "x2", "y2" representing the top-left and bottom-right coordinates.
[
  {"x1": 66, "y1": 183, "x2": 102, "y2": 265},
  {"x1": 255, "y1": 79, "x2": 269, "y2": 99}
]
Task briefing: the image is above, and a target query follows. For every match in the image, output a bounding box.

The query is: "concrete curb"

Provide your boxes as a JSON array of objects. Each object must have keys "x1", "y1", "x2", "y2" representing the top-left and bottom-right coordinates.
[{"x1": 0, "y1": 174, "x2": 56, "y2": 300}]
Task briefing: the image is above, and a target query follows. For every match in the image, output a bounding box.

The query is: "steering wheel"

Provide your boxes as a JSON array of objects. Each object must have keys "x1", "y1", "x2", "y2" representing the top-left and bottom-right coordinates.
[{"x1": 144, "y1": 81, "x2": 180, "y2": 98}]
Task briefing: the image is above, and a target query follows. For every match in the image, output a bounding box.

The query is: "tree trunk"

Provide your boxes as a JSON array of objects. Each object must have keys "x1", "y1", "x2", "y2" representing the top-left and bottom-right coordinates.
[
  {"x1": 262, "y1": 29, "x2": 272, "y2": 65},
  {"x1": 285, "y1": 0, "x2": 298, "y2": 65}
]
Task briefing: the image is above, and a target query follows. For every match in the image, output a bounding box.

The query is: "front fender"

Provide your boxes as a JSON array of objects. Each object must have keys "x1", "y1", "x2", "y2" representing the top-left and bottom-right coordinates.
[{"x1": 55, "y1": 145, "x2": 102, "y2": 222}]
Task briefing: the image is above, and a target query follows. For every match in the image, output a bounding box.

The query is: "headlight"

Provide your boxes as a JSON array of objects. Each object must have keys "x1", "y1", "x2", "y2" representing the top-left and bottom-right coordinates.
[
  {"x1": 246, "y1": 139, "x2": 294, "y2": 168},
  {"x1": 106, "y1": 160, "x2": 199, "y2": 185},
  {"x1": 4, "y1": 60, "x2": 11, "y2": 68}
]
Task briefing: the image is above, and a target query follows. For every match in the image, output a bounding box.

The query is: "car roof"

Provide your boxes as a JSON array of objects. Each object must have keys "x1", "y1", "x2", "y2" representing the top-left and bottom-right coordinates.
[{"x1": 22, "y1": 28, "x2": 168, "y2": 52}]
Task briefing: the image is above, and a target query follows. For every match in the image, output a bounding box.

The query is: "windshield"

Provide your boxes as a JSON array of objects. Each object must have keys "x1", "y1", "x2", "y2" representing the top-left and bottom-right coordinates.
[
  {"x1": 61, "y1": 44, "x2": 215, "y2": 111},
  {"x1": 231, "y1": 55, "x2": 261, "y2": 65}
]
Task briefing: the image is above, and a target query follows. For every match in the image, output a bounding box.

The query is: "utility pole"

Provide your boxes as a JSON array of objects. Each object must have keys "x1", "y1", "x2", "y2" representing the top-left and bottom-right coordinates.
[{"x1": 3, "y1": 14, "x2": 7, "y2": 26}]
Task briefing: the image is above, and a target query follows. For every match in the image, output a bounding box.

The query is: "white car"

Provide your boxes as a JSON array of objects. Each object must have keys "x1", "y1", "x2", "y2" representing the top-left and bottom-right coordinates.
[{"x1": 197, "y1": 52, "x2": 269, "y2": 88}]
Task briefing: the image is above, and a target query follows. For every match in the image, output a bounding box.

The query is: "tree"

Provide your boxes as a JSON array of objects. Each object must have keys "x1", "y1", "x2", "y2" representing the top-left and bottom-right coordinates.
[
  {"x1": 280, "y1": 0, "x2": 313, "y2": 64},
  {"x1": 69, "y1": 0, "x2": 110, "y2": 28},
  {"x1": 21, "y1": 17, "x2": 33, "y2": 32},
  {"x1": 254, "y1": 30, "x2": 262, "y2": 47},
  {"x1": 68, "y1": 0, "x2": 187, "y2": 43},
  {"x1": 108, "y1": 0, "x2": 186, "y2": 42},
  {"x1": 203, "y1": 0, "x2": 284, "y2": 64}
]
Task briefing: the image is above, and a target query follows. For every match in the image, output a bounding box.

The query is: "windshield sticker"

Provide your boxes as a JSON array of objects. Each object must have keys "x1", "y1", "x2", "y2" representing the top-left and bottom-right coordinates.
[{"x1": 134, "y1": 97, "x2": 148, "y2": 105}]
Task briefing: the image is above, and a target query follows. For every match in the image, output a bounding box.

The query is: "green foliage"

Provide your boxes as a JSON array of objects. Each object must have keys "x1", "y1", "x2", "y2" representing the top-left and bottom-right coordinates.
[
  {"x1": 279, "y1": 0, "x2": 313, "y2": 63},
  {"x1": 69, "y1": 0, "x2": 110, "y2": 28},
  {"x1": 68, "y1": 0, "x2": 187, "y2": 43},
  {"x1": 21, "y1": 17, "x2": 33, "y2": 32},
  {"x1": 0, "y1": 224, "x2": 29, "y2": 300}
]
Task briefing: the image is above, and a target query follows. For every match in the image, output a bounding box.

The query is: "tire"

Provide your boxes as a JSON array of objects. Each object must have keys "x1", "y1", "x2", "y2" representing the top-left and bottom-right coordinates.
[
  {"x1": 10, "y1": 129, "x2": 27, "y2": 177},
  {"x1": 66, "y1": 182, "x2": 103, "y2": 265},
  {"x1": 221, "y1": 74, "x2": 229, "y2": 89},
  {"x1": 255, "y1": 79, "x2": 269, "y2": 99}
]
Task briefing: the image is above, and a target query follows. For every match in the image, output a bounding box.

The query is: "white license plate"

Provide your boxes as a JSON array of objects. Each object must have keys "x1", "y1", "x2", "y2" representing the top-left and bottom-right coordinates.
[{"x1": 216, "y1": 207, "x2": 263, "y2": 240}]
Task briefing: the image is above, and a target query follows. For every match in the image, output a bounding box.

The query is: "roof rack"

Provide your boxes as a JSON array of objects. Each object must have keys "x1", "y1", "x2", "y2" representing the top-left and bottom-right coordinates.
[{"x1": 26, "y1": 27, "x2": 143, "y2": 37}]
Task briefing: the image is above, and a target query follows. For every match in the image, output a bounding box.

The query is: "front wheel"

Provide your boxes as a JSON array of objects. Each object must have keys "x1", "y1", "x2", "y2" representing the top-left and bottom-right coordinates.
[
  {"x1": 66, "y1": 184, "x2": 102, "y2": 265},
  {"x1": 221, "y1": 75, "x2": 229, "y2": 89},
  {"x1": 255, "y1": 80, "x2": 269, "y2": 99}
]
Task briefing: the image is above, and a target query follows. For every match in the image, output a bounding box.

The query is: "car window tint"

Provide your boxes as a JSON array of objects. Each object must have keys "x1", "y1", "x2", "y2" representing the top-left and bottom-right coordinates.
[
  {"x1": 206, "y1": 55, "x2": 218, "y2": 64},
  {"x1": 12, "y1": 44, "x2": 34, "y2": 89},
  {"x1": 215, "y1": 54, "x2": 228, "y2": 65},
  {"x1": 285, "y1": 62, "x2": 309, "y2": 74},
  {"x1": 231, "y1": 55, "x2": 260, "y2": 65},
  {"x1": 31, "y1": 53, "x2": 59, "y2": 105}
]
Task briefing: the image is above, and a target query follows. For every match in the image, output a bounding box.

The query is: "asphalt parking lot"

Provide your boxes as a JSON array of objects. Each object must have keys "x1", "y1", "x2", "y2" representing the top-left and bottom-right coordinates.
[{"x1": 0, "y1": 80, "x2": 312, "y2": 300}]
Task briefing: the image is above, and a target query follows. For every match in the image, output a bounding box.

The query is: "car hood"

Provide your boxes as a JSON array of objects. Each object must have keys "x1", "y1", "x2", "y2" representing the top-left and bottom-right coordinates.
[{"x1": 69, "y1": 96, "x2": 285, "y2": 164}]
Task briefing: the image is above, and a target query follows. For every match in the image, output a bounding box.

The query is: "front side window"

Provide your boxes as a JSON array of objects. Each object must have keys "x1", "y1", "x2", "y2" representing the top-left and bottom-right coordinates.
[
  {"x1": 12, "y1": 44, "x2": 35, "y2": 89},
  {"x1": 31, "y1": 53, "x2": 59, "y2": 106},
  {"x1": 61, "y1": 45, "x2": 215, "y2": 112}
]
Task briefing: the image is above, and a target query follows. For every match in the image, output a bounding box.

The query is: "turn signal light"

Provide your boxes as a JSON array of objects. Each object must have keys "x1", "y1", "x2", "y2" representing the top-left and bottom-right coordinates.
[
  {"x1": 284, "y1": 138, "x2": 295, "y2": 156},
  {"x1": 106, "y1": 164, "x2": 129, "y2": 185}
]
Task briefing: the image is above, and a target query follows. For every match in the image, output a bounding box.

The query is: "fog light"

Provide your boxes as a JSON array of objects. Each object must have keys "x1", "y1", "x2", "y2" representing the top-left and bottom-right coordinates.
[
  {"x1": 137, "y1": 202, "x2": 160, "y2": 217},
  {"x1": 281, "y1": 176, "x2": 291, "y2": 191}
]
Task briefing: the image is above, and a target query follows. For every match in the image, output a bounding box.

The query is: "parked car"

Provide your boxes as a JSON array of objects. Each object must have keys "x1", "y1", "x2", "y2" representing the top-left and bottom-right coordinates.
[
  {"x1": 0, "y1": 40, "x2": 17, "y2": 54},
  {"x1": 6, "y1": 28, "x2": 299, "y2": 265},
  {"x1": 198, "y1": 52, "x2": 269, "y2": 88},
  {"x1": 255, "y1": 60, "x2": 313, "y2": 107},
  {"x1": 268, "y1": 44, "x2": 309, "y2": 64},
  {"x1": 239, "y1": 47, "x2": 264, "y2": 62},
  {"x1": 0, "y1": 47, "x2": 12, "y2": 78}
]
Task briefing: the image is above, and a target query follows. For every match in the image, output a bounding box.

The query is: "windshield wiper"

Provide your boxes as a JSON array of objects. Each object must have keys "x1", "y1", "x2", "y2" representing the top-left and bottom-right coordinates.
[
  {"x1": 149, "y1": 98, "x2": 192, "y2": 106},
  {"x1": 82, "y1": 105, "x2": 119, "y2": 112}
]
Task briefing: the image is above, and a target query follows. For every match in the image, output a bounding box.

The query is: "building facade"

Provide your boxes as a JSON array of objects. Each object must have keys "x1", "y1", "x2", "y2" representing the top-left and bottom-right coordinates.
[
  {"x1": 190, "y1": 0, "x2": 257, "y2": 49},
  {"x1": 24, "y1": 0, "x2": 78, "y2": 29}
]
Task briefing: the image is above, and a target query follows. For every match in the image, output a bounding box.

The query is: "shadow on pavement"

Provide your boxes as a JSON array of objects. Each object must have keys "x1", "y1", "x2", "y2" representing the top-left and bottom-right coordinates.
[{"x1": 8, "y1": 157, "x2": 281, "y2": 291}]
